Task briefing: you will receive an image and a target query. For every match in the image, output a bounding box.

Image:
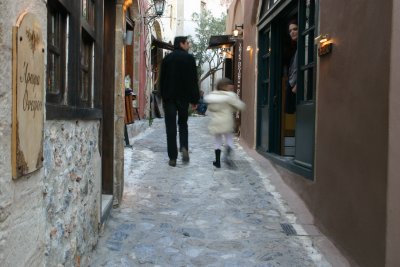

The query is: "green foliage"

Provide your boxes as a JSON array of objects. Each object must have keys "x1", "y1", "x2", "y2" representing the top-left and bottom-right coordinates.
[{"x1": 191, "y1": 10, "x2": 226, "y2": 77}]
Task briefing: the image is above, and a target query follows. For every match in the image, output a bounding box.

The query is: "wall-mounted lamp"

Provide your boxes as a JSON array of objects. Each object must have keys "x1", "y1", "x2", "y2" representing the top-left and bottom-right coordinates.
[
  {"x1": 246, "y1": 45, "x2": 252, "y2": 51},
  {"x1": 315, "y1": 34, "x2": 329, "y2": 45},
  {"x1": 123, "y1": 0, "x2": 133, "y2": 11},
  {"x1": 233, "y1": 24, "x2": 244, "y2": 37},
  {"x1": 219, "y1": 47, "x2": 233, "y2": 58},
  {"x1": 143, "y1": 0, "x2": 166, "y2": 25},
  {"x1": 315, "y1": 34, "x2": 333, "y2": 56},
  {"x1": 153, "y1": 0, "x2": 166, "y2": 16}
]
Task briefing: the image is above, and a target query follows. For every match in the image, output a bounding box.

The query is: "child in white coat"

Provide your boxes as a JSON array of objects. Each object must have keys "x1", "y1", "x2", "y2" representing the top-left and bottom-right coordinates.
[{"x1": 204, "y1": 78, "x2": 245, "y2": 168}]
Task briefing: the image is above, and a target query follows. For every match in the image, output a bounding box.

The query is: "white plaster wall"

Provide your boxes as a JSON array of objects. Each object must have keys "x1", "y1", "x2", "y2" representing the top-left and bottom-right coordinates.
[
  {"x1": 206, "y1": 0, "x2": 229, "y2": 17},
  {"x1": 176, "y1": 0, "x2": 185, "y2": 36},
  {"x1": 156, "y1": 0, "x2": 175, "y2": 43},
  {"x1": 0, "y1": 1, "x2": 47, "y2": 266},
  {"x1": 183, "y1": 0, "x2": 199, "y2": 38}
]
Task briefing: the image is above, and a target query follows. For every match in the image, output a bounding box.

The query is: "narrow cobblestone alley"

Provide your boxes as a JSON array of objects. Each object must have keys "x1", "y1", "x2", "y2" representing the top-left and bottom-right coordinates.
[{"x1": 90, "y1": 117, "x2": 333, "y2": 267}]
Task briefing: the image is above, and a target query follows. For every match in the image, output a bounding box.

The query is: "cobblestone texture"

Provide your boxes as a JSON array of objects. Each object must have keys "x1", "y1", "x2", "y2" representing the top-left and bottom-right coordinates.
[{"x1": 90, "y1": 117, "x2": 332, "y2": 267}]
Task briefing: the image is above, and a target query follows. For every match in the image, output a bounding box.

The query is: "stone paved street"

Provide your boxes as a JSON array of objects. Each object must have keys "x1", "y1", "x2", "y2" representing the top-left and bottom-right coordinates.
[{"x1": 90, "y1": 117, "x2": 333, "y2": 267}]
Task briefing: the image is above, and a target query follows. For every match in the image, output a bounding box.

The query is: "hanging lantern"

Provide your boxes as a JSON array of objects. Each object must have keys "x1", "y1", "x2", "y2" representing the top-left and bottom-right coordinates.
[{"x1": 153, "y1": 0, "x2": 165, "y2": 16}]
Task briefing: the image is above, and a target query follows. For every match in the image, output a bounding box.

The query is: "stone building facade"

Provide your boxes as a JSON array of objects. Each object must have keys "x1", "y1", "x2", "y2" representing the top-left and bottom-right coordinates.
[
  {"x1": 0, "y1": 0, "x2": 123, "y2": 265},
  {"x1": 0, "y1": 0, "x2": 171, "y2": 265}
]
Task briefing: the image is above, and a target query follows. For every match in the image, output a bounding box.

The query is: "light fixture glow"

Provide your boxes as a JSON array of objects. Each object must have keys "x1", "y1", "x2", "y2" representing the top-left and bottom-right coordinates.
[
  {"x1": 232, "y1": 24, "x2": 244, "y2": 37},
  {"x1": 315, "y1": 34, "x2": 330, "y2": 44}
]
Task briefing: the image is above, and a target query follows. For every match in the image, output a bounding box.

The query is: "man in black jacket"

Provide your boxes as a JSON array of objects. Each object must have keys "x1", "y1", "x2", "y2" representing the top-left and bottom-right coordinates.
[{"x1": 160, "y1": 36, "x2": 200, "y2": 167}]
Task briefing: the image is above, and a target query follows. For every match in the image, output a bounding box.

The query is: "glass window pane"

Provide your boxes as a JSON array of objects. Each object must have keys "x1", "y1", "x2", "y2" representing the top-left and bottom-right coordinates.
[
  {"x1": 268, "y1": 0, "x2": 280, "y2": 10},
  {"x1": 82, "y1": 0, "x2": 95, "y2": 26},
  {"x1": 264, "y1": 82, "x2": 269, "y2": 105},
  {"x1": 298, "y1": 0, "x2": 316, "y2": 102},
  {"x1": 47, "y1": 6, "x2": 65, "y2": 103},
  {"x1": 50, "y1": 12, "x2": 58, "y2": 46},
  {"x1": 81, "y1": 70, "x2": 89, "y2": 101},
  {"x1": 302, "y1": 68, "x2": 314, "y2": 101},
  {"x1": 303, "y1": 69, "x2": 308, "y2": 101},
  {"x1": 304, "y1": 35, "x2": 309, "y2": 65},
  {"x1": 81, "y1": 38, "x2": 93, "y2": 103},
  {"x1": 90, "y1": 0, "x2": 95, "y2": 26},
  {"x1": 48, "y1": 53, "x2": 60, "y2": 94},
  {"x1": 307, "y1": 68, "x2": 314, "y2": 100},
  {"x1": 82, "y1": 0, "x2": 87, "y2": 19},
  {"x1": 307, "y1": 0, "x2": 315, "y2": 28},
  {"x1": 308, "y1": 34, "x2": 314, "y2": 65}
]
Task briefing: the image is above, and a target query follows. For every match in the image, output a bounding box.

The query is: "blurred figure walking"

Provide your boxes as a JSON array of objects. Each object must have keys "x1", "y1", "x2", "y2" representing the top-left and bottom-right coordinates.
[
  {"x1": 159, "y1": 36, "x2": 200, "y2": 167},
  {"x1": 204, "y1": 78, "x2": 245, "y2": 168}
]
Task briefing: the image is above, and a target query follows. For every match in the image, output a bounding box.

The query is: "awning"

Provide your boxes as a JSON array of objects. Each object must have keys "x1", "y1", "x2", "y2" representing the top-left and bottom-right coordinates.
[
  {"x1": 207, "y1": 35, "x2": 236, "y2": 49},
  {"x1": 152, "y1": 38, "x2": 174, "y2": 51}
]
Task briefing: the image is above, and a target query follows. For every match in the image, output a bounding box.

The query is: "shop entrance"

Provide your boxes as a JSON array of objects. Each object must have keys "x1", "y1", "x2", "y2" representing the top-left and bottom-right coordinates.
[
  {"x1": 257, "y1": 0, "x2": 317, "y2": 178},
  {"x1": 257, "y1": 4, "x2": 298, "y2": 156}
]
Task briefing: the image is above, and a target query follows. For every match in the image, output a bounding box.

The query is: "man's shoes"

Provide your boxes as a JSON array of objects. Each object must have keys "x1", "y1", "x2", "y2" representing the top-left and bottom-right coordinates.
[
  {"x1": 168, "y1": 159, "x2": 176, "y2": 167},
  {"x1": 181, "y1": 147, "x2": 190, "y2": 163}
]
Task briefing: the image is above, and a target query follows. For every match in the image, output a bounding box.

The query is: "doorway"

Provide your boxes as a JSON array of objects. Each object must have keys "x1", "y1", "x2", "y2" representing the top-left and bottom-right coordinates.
[
  {"x1": 101, "y1": 0, "x2": 116, "y2": 221},
  {"x1": 257, "y1": 0, "x2": 317, "y2": 179},
  {"x1": 257, "y1": 4, "x2": 297, "y2": 156}
]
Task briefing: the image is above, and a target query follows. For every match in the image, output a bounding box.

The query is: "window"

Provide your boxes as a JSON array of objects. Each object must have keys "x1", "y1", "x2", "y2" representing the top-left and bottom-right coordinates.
[
  {"x1": 267, "y1": 0, "x2": 280, "y2": 10},
  {"x1": 297, "y1": 0, "x2": 317, "y2": 102},
  {"x1": 80, "y1": 34, "x2": 93, "y2": 107},
  {"x1": 47, "y1": 4, "x2": 67, "y2": 104},
  {"x1": 260, "y1": 28, "x2": 271, "y2": 106},
  {"x1": 46, "y1": 0, "x2": 103, "y2": 119},
  {"x1": 260, "y1": 0, "x2": 281, "y2": 18},
  {"x1": 82, "y1": 0, "x2": 95, "y2": 26}
]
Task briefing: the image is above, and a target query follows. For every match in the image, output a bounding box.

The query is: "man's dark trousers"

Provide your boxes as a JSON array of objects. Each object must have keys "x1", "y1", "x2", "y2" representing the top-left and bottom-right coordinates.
[{"x1": 163, "y1": 100, "x2": 189, "y2": 160}]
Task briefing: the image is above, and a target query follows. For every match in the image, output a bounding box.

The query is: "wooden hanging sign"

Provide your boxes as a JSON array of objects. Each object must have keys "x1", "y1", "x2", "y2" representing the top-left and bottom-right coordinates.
[{"x1": 12, "y1": 12, "x2": 45, "y2": 179}]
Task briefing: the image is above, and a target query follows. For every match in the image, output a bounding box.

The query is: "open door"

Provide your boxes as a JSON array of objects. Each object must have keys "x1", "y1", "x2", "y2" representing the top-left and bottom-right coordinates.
[
  {"x1": 101, "y1": 0, "x2": 116, "y2": 221},
  {"x1": 294, "y1": 0, "x2": 317, "y2": 170},
  {"x1": 256, "y1": 0, "x2": 316, "y2": 179},
  {"x1": 257, "y1": 27, "x2": 272, "y2": 151}
]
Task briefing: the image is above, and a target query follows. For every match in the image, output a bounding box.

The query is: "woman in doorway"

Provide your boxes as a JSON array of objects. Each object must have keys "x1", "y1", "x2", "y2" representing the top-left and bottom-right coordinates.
[{"x1": 286, "y1": 19, "x2": 298, "y2": 114}]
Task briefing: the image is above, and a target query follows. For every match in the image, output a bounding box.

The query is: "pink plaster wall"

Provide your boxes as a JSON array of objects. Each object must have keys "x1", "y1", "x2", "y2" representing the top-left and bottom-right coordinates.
[{"x1": 138, "y1": 0, "x2": 150, "y2": 118}]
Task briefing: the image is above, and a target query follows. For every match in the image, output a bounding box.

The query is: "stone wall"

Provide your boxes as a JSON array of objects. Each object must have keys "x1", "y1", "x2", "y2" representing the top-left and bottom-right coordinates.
[
  {"x1": 43, "y1": 121, "x2": 101, "y2": 266},
  {"x1": 0, "y1": 1, "x2": 102, "y2": 266}
]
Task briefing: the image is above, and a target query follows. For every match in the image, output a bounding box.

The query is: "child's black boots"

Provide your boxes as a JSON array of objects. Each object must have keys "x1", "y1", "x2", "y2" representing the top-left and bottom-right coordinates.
[{"x1": 213, "y1": 149, "x2": 221, "y2": 168}]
